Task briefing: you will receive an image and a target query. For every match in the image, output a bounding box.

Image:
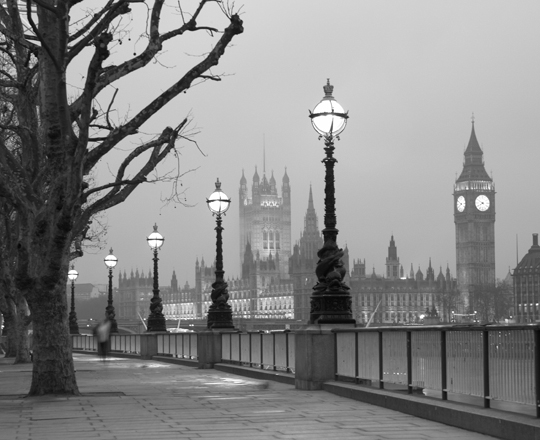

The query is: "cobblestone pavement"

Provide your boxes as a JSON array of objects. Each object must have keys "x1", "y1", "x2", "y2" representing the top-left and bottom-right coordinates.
[{"x1": 0, "y1": 354, "x2": 499, "y2": 440}]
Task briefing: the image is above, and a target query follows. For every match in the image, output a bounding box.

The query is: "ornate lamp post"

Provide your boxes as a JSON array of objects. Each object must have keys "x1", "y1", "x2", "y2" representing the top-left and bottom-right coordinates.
[
  {"x1": 67, "y1": 265, "x2": 79, "y2": 335},
  {"x1": 104, "y1": 248, "x2": 119, "y2": 333},
  {"x1": 308, "y1": 79, "x2": 355, "y2": 325},
  {"x1": 146, "y1": 224, "x2": 167, "y2": 332},
  {"x1": 206, "y1": 179, "x2": 234, "y2": 329}
]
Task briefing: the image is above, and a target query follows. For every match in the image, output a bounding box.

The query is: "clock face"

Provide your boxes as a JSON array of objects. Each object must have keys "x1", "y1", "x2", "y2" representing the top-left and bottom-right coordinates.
[
  {"x1": 475, "y1": 195, "x2": 490, "y2": 211},
  {"x1": 456, "y1": 196, "x2": 465, "y2": 212}
]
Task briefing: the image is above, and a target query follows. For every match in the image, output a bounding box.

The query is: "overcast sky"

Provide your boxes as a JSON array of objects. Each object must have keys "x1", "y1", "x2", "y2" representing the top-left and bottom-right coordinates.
[{"x1": 73, "y1": 0, "x2": 540, "y2": 290}]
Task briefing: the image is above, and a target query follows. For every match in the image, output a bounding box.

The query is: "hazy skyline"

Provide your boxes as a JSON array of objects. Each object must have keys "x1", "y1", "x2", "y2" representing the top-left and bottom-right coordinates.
[{"x1": 73, "y1": 1, "x2": 540, "y2": 291}]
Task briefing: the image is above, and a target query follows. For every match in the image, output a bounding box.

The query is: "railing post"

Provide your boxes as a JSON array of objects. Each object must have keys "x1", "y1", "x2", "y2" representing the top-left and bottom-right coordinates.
[
  {"x1": 273, "y1": 332, "x2": 276, "y2": 371},
  {"x1": 534, "y1": 327, "x2": 540, "y2": 418},
  {"x1": 295, "y1": 327, "x2": 337, "y2": 390},
  {"x1": 354, "y1": 331, "x2": 359, "y2": 384},
  {"x1": 379, "y1": 331, "x2": 384, "y2": 389},
  {"x1": 249, "y1": 332, "x2": 252, "y2": 367},
  {"x1": 140, "y1": 334, "x2": 158, "y2": 360},
  {"x1": 285, "y1": 332, "x2": 290, "y2": 373},
  {"x1": 197, "y1": 330, "x2": 224, "y2": 369},
  {"x1": 483, "y1": 329, "x2": 490, "y2": 409},
  {"x1": 238, "y1": 332, "x2": 242, "y2": 365},
  {"x1": 334, "y1": 332, "x2": 338, "y2": 381},
  {"x1": 407, "y1": 331, "x2": 412, "y2": 394},
  {"x1": 260, "y1": 333, "x2": 263, "y2": 370},
  {"x1": 441, "y1": 330, "x2": 447, "y2": 401}
]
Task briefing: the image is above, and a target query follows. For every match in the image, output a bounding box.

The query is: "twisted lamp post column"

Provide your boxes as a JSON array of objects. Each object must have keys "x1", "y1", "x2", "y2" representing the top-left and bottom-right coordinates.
[
  {"x1": 147, "y1": 224, "x2": 167, "y2": 332},
  {"x1": 308, "y1": 79, "x2": 355, "y2": 325},
  {"x1": 206, "y1": 179, "x2": 234, "y2": 329},
  {"x1": 68, "y1": 265, "x2": 79, "y2": 335},
  {"x1": 104, "y1": 248, "x2": 119, "y2": 333}
]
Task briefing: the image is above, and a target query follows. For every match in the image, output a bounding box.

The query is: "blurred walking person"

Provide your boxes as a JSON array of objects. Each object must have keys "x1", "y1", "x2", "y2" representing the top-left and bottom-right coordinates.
[{"x1": 94, "y1": 317, "x2": 111, "y2": 361}]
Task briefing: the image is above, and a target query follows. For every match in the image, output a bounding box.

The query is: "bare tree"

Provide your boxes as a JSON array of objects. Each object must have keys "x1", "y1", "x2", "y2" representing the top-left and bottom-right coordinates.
[
  {"x1": 0, "y1": 0, "x2": 243, "y2": 395},
  {"x1": 470, "y1": 281, "x2": 513, "y2": 323}
]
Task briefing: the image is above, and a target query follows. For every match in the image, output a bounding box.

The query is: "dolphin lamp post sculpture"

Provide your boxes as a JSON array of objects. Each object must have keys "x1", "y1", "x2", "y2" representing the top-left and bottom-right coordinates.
[
  {"x1": 206, "y1": 179, "x2": 234, "y2": 329},
  {"x1": 146, "y1": 224, "x2": 167, "y2": 332},
  {"x1": 104, "y1": 248, "x2": 119, "y2": 333},
  {"x1": 308, "y1": 79, "x2": 355, "y2": 325},
  {"x1": 67, "y1": 265, "x2": 80, "y2": 335}
]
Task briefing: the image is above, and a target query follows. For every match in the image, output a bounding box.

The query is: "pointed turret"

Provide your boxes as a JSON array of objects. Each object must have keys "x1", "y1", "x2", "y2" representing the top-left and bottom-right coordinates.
[
  {"x1": 416, "y1": 266, "x2": 424, "y2": 282},
  {"x1": 240, "y1": 169, "x2": 247, "y2": 185},
  {"x1": 282, "y1": 167, "x2": 290, "y2": 184},
  {"x1": 281, "y1": 168, "x2": 290, "y2": 204},
  {"x1": 386, "y1": 235, "x2": 400, "y2": 279},
  {"x1": 426, "y1": 258, "x2": 435, "y2": 282},
  {"x1": 456, "y1": 121, "x2": 492, "y2": 183},
  {"x1": 171, "y1": 270, "x2": 178, "y2": 293},
  {"x1": 437, "y1": 267, "x2": 445, "y2": 287},
  {"x1": 299, "y1": 185, "x2": 322, "y2": 261}
]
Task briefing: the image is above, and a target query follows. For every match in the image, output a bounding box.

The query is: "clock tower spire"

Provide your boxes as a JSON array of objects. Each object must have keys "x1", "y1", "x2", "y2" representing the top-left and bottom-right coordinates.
[{"x1": 454, "y1": 120, "x2": 496, "y2": 312}]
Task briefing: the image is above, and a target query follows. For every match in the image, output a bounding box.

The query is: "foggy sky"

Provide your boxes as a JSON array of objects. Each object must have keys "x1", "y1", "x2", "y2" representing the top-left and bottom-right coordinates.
[{"x1": 73, "y1": 1, "x2": 540, "y2": 291}]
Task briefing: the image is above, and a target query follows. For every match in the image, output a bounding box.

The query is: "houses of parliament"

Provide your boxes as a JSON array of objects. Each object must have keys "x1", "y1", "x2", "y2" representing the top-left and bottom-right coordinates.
[{"x1": 115, "y1": 122, "x2": 517, "y2": 326}]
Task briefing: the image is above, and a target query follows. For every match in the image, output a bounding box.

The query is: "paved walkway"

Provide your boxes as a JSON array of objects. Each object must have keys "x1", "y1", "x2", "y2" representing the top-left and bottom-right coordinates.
[{"x1": 0, "y1": 353, "x2": 498, "y2": 440}]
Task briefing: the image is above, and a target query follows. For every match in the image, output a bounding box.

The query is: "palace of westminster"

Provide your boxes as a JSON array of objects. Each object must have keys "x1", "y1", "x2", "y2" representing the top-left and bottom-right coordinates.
[{"x1": 115, "y1": 122, "x2": 539, "y2": 326}]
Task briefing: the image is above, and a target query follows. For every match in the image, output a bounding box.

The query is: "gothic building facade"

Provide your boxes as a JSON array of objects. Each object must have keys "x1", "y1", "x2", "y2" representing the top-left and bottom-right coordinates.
[
  {"x1": 239, "y1": 168, "x2": 291, "y2": 277},
  {"x1": 117, "y1": 163, "x2": 464, "y2": 326},
  {"x1": 454, "y1": 121, "x2": 496, "y2": 310},
  {"x1": 349, "y1": 236, "x2": 459, "y2": 325}
]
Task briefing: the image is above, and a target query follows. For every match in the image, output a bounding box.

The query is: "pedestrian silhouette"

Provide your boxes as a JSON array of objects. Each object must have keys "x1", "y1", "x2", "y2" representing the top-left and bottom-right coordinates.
[{"x1": 95, "y1": 317, "x2": 111, "y2": 361}]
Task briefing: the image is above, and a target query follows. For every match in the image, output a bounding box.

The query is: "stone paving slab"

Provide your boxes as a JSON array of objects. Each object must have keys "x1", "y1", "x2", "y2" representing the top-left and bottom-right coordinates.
[{"x1": 0, "y1": 354, "x2": 500, "y2": 440}]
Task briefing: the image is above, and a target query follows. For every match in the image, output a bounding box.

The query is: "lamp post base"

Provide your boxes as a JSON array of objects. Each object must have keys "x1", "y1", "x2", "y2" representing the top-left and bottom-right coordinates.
[
  {"x1": 207, "y1": 305, "x2": 234, "y2": 329},
  {"x1": 147, "y1": 313, "x2": 168, "y2": 332},
  {"x1": 69, "y1": 312, "x2": 80, "y2": 335},
  {"x1": 309, "y1": 293, "x2": 356, "y2": 325}
]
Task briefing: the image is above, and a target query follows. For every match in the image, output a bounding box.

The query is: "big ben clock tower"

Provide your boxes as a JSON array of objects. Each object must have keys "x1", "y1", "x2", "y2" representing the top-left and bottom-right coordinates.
[{"x1": 454, "y1": 120, "x2": 496, "y2": 311}]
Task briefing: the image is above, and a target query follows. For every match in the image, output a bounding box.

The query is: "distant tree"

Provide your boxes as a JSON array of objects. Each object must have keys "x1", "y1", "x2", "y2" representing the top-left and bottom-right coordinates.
[
  {"x1": 470, "y1": 281, "x2": 513, "y2": 323},
  {"x1": 0, "y1": 0, "x2": 243, "y2": 395},
  {"x1": 437, "y1": 286, "x2": 460, "y2": 323}
]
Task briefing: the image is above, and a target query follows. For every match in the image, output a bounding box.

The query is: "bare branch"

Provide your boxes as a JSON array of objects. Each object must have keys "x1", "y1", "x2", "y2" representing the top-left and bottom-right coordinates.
[
  {"x1": 83, "y1": 12, "x2": 244, "y2": 173},
  {"x1": 26, "y1": 0, "x2": 62, "y2": 73}
]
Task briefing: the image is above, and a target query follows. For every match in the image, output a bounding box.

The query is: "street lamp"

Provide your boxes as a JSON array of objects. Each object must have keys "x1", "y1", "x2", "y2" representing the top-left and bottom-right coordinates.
[
  {"x1": 206, "y1": 178, "x2": 234, "y2": 329},
  {"x1": 67, "y1": 265, "x2": 79, "y2": 335},
  {"x1": 104, "y1": 248, "x2": 119, "y2": 333},
  {"x1": 307, "y1": 79, "x2": 355, "y2": 325},
  {"x1": 146, "y1": 224, "x2": 167, "y2": 332}
]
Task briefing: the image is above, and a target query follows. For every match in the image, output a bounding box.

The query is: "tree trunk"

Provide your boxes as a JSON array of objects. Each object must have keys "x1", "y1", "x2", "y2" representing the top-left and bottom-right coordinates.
[
  {"x1": 14, "y1": 295, "x2": 31, "y2": 364},
  {"x1": 27, "y1": 282, "x2": 79, "y2": 395},
  {"x1": 2, "y1": 297, "x2": 17, "y2": 357}
]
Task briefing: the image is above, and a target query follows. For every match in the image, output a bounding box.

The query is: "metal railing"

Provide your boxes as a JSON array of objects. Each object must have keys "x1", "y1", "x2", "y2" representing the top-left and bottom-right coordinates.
[
  {"x1": 156, "y1": 333, "x2": 198, "y2": 359},
  {"x1": 221, "y1": 331, "x2": 295, "y2": 373},
  {"x1": 110, "y1": 334, "x2": 141, "y2": 354},
  {"x1": 334, "y1": 325, "x2": 540, "y2": 417},
  {"x1": 71, "y1": 334, "x2": 141, "y2": 354},
  {"x1": 72, "y1": 334, "x2": 98, "y2": 351}
]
